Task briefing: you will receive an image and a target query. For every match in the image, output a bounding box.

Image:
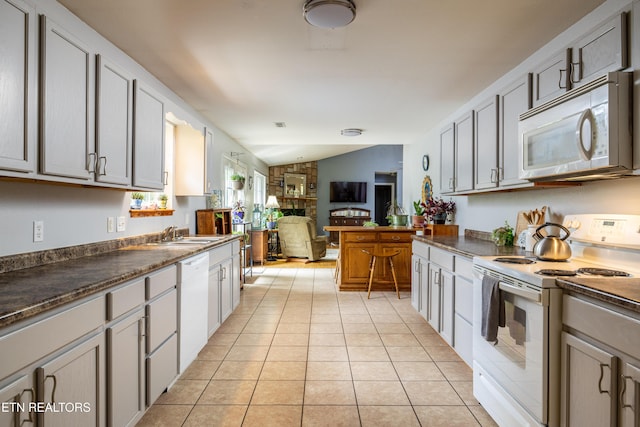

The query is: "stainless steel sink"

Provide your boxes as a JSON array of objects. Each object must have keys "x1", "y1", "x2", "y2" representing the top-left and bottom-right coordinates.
[{"x1": 146, "y1": 236, "x2": 226, "y2": 247}]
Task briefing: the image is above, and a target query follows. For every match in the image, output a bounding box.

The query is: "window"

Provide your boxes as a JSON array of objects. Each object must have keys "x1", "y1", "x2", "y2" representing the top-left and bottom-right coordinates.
[
  {"x1": 253, "y1": 171, "x2": 266, "y2": 209},
  {"x1": 223, "y1": 156, "x2": 246, "y2": 208}
]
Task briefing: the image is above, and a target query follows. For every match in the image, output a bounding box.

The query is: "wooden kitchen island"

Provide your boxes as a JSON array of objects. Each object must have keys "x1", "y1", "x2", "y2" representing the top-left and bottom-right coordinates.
[{"x1": 323, "y1": 225, "x2": 416, "y2": 292}]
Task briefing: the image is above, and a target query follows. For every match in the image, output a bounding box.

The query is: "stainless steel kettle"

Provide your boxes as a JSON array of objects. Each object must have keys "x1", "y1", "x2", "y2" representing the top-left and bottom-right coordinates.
[{"x1": 532, "y1": 222, "x2": 572, "y2": 261}]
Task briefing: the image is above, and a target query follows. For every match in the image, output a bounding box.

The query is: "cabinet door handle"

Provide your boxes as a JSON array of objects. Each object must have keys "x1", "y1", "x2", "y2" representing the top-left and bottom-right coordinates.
[
  {"x1": 558, "y1": 68, "x2": 568, "y2": 89},
  {"x1": 139, "y1": 317, "x2": 146, "y2": 340},
  {"x1": 497, "y1": 167, "x2": 504, "y2": 181},
  {"x1": 570, "y1": 60, "x2": 581, "y2": 83},
  {"x1": 620, "y1": 375, "x2": 633, "y2": 409},
  {"x1": 98, "y1": 156, "x2": 107, "y2": 176},
  {"x1": 448, "y1": 177, "x2": 454, "y2": 190},
  {"x1": 490, "y1": 168, "x2": 498, "y2": 183},
  {"x1": 163, "y1": 171, "x2": 169, "y2": 185},
  {"x1": 17, "y1": 388, "x2": 35, "y2": 425},
  {"x1": 87, "y1": 152, "x2": 97, "y2": 174},
  {"x1": 45, "y1": 374, "x2": 58, "y2": 403},
  {"x1": 598, "y1": 364, "x2": 610, "y2": 395}
]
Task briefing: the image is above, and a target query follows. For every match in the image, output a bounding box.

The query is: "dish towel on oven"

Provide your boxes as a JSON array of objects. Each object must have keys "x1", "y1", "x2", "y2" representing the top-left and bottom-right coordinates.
[{"x1": 481, "y1": 274, "x2": 505, "y2": 342}]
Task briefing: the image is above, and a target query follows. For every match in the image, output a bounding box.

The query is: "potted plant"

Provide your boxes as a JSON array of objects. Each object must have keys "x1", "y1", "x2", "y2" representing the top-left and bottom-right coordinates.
[
  {"x1": 158, "y1": 194, "x2": 168, "y2": 209},
  {"x1": 131, "y1": 192, "x2": 145, "y2": 209},
  {"x1": 385, "y1": 200, "x2": 408, "y2": 226},
  {"x1": 412, "y1": 200, "x2": 426, "y2": 227},
  {"x1": 422, "y1": 197, "x2": 456, "y2": 224},
  {"x1": 230, "y1": 173, "x2": 245, "y2": 190},
  {"x1": 232, "y1": 200, "x2": 245, "y2": 223},
  {"x1": 492, "y1": 221, "x2": 514, "y2": 246},
  {"x1": 264, "y1": 209, "x2": 283, "y2": 230}
]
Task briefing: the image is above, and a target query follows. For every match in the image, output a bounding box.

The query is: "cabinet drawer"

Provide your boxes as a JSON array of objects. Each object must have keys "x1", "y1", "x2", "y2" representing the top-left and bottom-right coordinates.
[
  {"x1": 430, "y1": 247, "x2": 454, "y2": 270},
  {"x1": 107, "y1": 278, "x2": 145, "y2": 321},
  {"x1": 454, "y1": 276, "x2": 473, "y2": 323},
  {"x1": 345, "y1": 233, "x2": 377, "y2": 243},
  {"x1": 209, "y1": 244, "x2": 230, "y2": 265},
  {"x1": 455, "y1": 256, "x2": 473, "y2": 280},
  {"x1": 0, "y1": 296, "x2": 104, "y2": 380},
  {"x1": 379, "y1": 232, "x2": 413, "y2": 243},
  {"x1": 146, "y1": 265, "x2": 177, "y2": 300},
  {"x1": 563, "y1": 295, "x2": 640, "y2": 360},
  {"x1": 146, "y1": 332, "x2": 178, "y2": 406},
  {"x1": 146, "y1": 288, "x2": 177, "y2": 353},
  {"x1": 412, "y1": 241, "x2": 430, "y2": 259}
]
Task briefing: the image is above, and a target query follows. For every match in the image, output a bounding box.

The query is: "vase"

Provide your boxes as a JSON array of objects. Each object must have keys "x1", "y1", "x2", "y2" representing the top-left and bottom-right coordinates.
[
  {"x1": 131, "y1": 199, "x2": 142, "y2": 209},
  {"x1": 433, "y1": 213, "x2": 446, "y2": 224},
  {"x1": 411, "y1": 215, "x2": 425, "y2": 227}
]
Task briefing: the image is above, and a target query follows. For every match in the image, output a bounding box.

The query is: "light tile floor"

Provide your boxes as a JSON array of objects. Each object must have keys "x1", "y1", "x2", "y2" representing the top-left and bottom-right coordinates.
[{"x1": 137, "y1": 267, "x2": 498, "y2": 427}]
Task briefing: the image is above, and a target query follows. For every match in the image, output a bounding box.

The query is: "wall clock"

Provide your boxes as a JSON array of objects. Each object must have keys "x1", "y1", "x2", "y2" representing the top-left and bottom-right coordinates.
[{"x1": 422, "y1": 155, "x2": 430, "y2": 171}]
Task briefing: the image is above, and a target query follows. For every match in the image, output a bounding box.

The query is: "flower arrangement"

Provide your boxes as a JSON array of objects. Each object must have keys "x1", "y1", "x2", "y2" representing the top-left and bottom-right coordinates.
[
  {"x1": 232, "y1": 200, "x2": 245, "y2": 213},
  {"x1": 421, "y1": 197, "x2": 456, "y2": 224}
]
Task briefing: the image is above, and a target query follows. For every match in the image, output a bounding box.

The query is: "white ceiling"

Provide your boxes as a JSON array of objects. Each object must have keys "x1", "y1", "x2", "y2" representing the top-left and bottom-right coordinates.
[{"x1": 58, "y1": 0, "x2": 606, "y2": 166}]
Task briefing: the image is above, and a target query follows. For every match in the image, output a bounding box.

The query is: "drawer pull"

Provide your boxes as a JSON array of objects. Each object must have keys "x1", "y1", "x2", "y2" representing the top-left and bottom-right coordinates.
[{"x1": 392, "y1": 236, "x2": 400, "y2": 241}]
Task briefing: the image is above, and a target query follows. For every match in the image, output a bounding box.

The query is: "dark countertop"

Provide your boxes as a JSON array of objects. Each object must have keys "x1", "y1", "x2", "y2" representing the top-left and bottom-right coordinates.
[
  {"x1": 412, "y1": 234, "x2": 526, "y2": 259},
  {"x1": 556, "y1": 277, "x2": 640, "y2": 314},
  {"x1": 0, "y1": 236, "x2": 239, "y2": 329},
  {"x1": 412, "y1": 233, "x2": 639, "y2": 313}
]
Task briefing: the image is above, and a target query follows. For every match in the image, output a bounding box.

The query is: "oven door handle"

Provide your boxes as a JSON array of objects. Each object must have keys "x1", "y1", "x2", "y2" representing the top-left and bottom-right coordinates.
[{"x1": 499, "y1": 282, "x2": 541, "y2": 303}]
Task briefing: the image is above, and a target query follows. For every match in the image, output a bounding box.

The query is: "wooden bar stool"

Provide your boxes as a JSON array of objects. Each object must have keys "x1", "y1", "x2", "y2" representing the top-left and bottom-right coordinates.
[{"x1": 362, "y1": 249, "x2": 401, "y2": 299}]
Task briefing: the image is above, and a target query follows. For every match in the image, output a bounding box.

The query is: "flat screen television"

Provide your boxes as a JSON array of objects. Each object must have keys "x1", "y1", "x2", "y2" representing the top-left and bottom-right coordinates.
[{"x1": 329, "y1": 181, "x2": 367, "y2": 203}]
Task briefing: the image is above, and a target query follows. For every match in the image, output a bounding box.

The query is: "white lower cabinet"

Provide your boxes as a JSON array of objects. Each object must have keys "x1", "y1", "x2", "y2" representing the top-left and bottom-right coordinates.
[
  {"x1": 411, "y1": 241, "x2": 474, "y2": 365},
  {"x1": 208, "y1": 240, "x2": 241, "y2": 336},
  {"x1": 107, "y1": 308, "x2": 145, "y2": 427},
  {"x1": 145, "y1": 267, "x2": 178, "y2": 407},
  {"x1": 561, "y1": 294, "x2": 640, "y2": 427},
  {"x1": 36, "y1": 332, "x2": 105, "y2": 427}
]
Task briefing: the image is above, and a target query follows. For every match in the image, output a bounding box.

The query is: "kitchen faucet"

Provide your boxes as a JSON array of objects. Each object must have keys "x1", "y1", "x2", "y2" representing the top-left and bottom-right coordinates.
[{"x1": 161, "y1": 226, "x2": 179, "y2": 241}]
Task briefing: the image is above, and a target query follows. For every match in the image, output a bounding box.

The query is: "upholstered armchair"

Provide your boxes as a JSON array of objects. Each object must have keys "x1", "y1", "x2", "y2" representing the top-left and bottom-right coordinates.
[{"x1": 277, "y1": 216, "x2": 327, "y2": 261}]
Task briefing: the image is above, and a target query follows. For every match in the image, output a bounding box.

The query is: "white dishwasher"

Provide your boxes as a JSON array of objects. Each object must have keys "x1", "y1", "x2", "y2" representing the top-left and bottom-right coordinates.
[{"x1": 177, "y1": 252, "x2": 209, "y2": 373}]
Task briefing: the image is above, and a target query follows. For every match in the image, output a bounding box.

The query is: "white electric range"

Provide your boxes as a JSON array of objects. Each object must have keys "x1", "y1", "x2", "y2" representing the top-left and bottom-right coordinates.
[{"x1": 472, "y1": 214, "x2": 640, "y2": 427}]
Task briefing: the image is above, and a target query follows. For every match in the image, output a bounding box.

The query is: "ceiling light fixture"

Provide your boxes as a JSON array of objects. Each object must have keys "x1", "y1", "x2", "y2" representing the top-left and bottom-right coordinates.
[
  {"x1": 341, "y1": 128, "x2": 362, "y2": 137},
  {"x1": 303, "y1": 0, "x2": 356, "y2": 29}
]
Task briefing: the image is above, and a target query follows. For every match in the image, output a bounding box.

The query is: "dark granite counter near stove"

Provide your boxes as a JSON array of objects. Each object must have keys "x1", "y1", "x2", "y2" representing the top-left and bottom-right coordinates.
[
  {"x1": 412, "y1": 234, "x2": 526, "y2": 258},
  {"x1": 412, "y1": 232, "x2": 640, "y2": 314},
  {"x1": 0, "y1": 236, "x2": 239, "y2": 329}
]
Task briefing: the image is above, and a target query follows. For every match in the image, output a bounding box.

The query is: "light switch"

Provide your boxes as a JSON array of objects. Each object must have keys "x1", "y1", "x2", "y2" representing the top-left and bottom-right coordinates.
[{"x1": 116, "y1": 216, "x2": 126, "y2": 232}]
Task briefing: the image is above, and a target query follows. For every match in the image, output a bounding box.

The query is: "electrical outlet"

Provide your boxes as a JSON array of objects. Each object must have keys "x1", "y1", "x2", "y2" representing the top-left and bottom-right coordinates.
[
  {"x1": 33, "y1": 221, "x2": 44, "y2": 242},
  {"x1": 107, "y1": 217, "x2": 115, "y2": 233},
  {"x1": 116, "y1": 216, "x2": 126, "y2": 232}
]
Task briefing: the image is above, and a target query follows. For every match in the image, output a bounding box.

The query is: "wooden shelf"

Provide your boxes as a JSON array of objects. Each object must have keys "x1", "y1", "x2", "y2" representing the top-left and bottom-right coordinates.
[{"x1": 129, "y1": 209, "x2": 174, "y2": 217}]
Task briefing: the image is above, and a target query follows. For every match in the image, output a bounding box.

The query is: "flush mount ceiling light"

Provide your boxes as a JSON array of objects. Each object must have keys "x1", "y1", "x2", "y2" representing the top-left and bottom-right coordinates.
[
  {"x1": 341, "y1": 128, "x2": 363, "y2": 137},
  {"x1": 303, "y1": 0, "x2": 356, "y2": 29}
]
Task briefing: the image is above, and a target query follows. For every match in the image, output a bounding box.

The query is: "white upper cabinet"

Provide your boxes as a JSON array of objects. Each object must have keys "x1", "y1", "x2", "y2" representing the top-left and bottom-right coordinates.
[
  {"x1": 133, "y1": 80, "x2": 165, "y2": 190},
  {"x1": 570, "y1": 12, "x2": 628, "y2": 88},
  {"x1": 474, "y1": 96, "x2": 499, "y2": 191},
  {"x1": 533, "y1": 12, "x2": 627, "y2": 107},
  {"x1": 498, "y1": 74, "x2": 532, "y2": 188},
  {"x1": 95, "y1": 55, "x2": 133, "y2": 186},
  {"x1": 0, "y1": 0, "x2": 36, "y2": 174},
  {"x1": 439, "y1": 124, "x2": 455, "y2": 194},
  {"x1": 174, "y1": 123, "x2": 205, "y2": 196},
  {"x1": 39, "y1": 15, "x2": 94, "y2": 180},
  {"x1": 454, "y1": 111, "x2": 474, "y2": 193},
  {"x1": 532, "y1": 48, "x2": 571, "y2": 107}
]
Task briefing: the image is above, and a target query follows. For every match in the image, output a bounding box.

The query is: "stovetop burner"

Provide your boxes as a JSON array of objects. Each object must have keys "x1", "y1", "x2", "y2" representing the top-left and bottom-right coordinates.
[
  {"x1": 535, "y1": 269, "x2": 578, "y2": 276},
  {"x1": 576, "y1": 267, "x2": 630, "y2": 277},
  {"x1": 493, "y1": 257, "x2": 535, "y2": 265}
]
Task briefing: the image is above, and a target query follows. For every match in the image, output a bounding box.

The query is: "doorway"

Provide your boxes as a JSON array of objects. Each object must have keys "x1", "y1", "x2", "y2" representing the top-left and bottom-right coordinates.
[{"x1": 374, "y1": 183, "x2": 394, "y2": 225}]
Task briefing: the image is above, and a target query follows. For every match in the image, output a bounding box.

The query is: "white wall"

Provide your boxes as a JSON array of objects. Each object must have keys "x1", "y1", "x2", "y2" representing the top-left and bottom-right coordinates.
[{"x1": 403, "y1": 0, "x2": 640, "y2": 235}]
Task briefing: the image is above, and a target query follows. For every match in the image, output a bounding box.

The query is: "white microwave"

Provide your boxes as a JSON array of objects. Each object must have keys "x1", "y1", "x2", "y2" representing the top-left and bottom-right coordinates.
[{"x1": 518, "y1": 72, "x2": 632, "y2": 181}]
